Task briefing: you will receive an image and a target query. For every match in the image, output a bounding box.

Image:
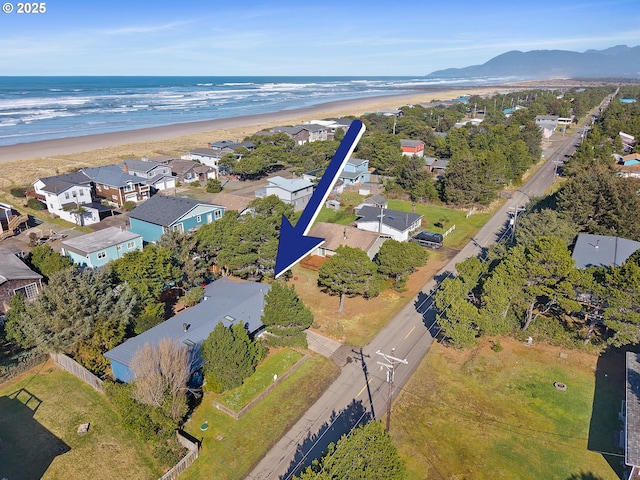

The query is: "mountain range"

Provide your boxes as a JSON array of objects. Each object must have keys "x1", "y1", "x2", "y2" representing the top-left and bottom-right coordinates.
[{"x1": 427, "y1": 45, "x2": 640, "y2": 80}]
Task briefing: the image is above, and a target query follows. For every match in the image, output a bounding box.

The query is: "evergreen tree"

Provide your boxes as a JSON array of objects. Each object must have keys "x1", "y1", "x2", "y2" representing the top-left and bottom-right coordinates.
[
  {"x1": 27, "y1": 244, "x2": 72, "y2": 280},
  {"x1": 376, "y1": 240, "x2": 429, "y2": 290},
  {"x1": 295, "y1": 421, "x2": 406, "y2": 480},
  {"x1": 261, "y1": 282, "x2": 313, "y2": 346}
]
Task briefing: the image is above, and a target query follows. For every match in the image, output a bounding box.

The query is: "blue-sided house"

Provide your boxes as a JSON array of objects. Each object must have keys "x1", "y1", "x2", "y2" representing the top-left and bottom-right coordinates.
[
  {"x1": 128, "y1": 194, "x2": 224, "y2": 243},
  {"x1": 339, "y1": 158, "x2": 370, "y2": 185},
  {"x1": 104, "y1": 277, "x2": 270, "y2": 383},
  {"x1": 60, "y1": 226, "x2": 143, "y2": 268}
]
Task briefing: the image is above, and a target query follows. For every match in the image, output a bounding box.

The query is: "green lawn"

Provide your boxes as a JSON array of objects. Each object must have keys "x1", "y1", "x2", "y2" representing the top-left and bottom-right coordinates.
[
  {"x1": 314, "y1": 206, "x2": 357, "y2": 225},
  {"x1": 393, "y1": 339, "x2": 622, "y2": 480},
  {"x1": 387, "y1": 199, "x2": 495, "y2": 249},
  {"x1": 216, "y1": 348, "x2": 304, "y2": 411},
  {"x1": 182, "y1": 354, "x2": 339, "y2": 480},
  {"x1": 0, "y1": 362, "x2": 160, "y2": 480}
]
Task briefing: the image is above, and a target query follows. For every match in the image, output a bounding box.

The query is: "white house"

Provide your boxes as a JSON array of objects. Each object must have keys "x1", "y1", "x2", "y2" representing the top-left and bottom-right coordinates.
[
  {"x1": 32, "y1": 172, "x2": 102, "y2": 225},
  {"x1": 355, "y1": 205, "x2": 422, "y2": 242},
  {"x1": 255, "y1": 176, "x2": 314, "y2": 211}
]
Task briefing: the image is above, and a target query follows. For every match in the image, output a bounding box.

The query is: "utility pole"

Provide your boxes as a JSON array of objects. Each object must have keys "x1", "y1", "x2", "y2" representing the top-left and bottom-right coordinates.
[
  {"x1": 508, "y1": 206, "x2": 525, "y2": 243},
  {"x1": 376, "y1": 349, "x2": 408, "y2": 432}
]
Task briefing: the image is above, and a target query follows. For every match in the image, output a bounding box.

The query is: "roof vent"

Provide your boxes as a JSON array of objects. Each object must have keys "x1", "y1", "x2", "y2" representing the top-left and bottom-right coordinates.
[{"x1": 183, "y1": 322, "x2": 188, "y2": 332}]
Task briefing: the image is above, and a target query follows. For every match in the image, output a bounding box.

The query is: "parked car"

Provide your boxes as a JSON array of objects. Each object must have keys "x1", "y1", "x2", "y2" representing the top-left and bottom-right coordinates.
[{"x1": 411, "y1": 231, "x2": 443, "y2": 249}]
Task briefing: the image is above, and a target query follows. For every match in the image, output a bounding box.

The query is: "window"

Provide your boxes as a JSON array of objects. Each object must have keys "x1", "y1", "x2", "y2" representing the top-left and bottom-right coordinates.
[
  {"x1": 214, "y1": 209, "x2": 222, "y2": 219},
  {"x1": 116, "y1": 245, "x2": 122, "y2": 251},
  {"x1": 79, "y1": 189, "x2": 84, "y2": 196},
  {"x1": 124, "y1": 183, "x2": 134, "y2": 192},
  {"x1": 64, "y1": 192, "x2": 70, "y2": 199},
  {"x1": 127, "y1": 241, "x2": 135, "y2": 249},
  {"x1": 97, "y1": 251, "x2": 107, "y2": 259},
  {"x1": 196, "y1": 215, "x2": 202, "y2": 223},
  {"x1": 14, "y1": 282, "x2": 39, "y2": 301}
]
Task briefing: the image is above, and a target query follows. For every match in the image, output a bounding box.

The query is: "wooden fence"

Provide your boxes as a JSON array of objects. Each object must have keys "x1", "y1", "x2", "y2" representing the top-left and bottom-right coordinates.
[
  {"x1": 50, "y1": 353, "x2": 104, "y2": 393},
  {"x1": 159, "y1": 431, "x2": 200, "y2": 480}
]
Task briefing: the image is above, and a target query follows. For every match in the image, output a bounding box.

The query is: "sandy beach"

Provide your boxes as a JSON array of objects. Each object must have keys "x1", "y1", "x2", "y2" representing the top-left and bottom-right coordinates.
[{"x1": 0, "y1": 87, "x2": 508, "y2": 190}]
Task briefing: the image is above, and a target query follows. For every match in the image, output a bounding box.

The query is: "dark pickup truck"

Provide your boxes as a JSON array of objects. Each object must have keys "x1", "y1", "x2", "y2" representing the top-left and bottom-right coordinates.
[{"x1": 411, "y1": 231, "x2": 443, "y2": 249}]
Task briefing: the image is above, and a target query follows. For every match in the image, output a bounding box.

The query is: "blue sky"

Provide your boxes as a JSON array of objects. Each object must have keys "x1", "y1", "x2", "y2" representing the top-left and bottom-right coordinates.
[{"x1": 0, "y1": 0, "x2": 638, "y2": 76}]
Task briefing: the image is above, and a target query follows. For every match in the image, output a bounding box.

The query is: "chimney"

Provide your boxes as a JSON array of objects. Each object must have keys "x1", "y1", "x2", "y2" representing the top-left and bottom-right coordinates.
[{"x1": 183, "y1": 323, "x2": 188, "y2": 333}]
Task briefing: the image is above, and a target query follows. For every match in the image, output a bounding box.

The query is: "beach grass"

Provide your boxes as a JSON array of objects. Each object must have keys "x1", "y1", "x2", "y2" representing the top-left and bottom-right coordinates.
[
  {"x1": 393, "y1": 338, "x2": 622, "y2": 480},
  {"x1": 0, "y1": 360, "x2": 160, "y2": 480},
  {"x1": 181, "y1": 353, "x2": 339, "y2": 480}
]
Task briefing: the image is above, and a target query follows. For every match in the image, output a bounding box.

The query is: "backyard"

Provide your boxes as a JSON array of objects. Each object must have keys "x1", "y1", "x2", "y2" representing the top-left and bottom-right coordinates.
[
  {"x1": 0, "y1": 360, "x2": 160, "y2": 480},
  {"x1": 393, "y1": 337, "x2": 624, "y2": 480}
]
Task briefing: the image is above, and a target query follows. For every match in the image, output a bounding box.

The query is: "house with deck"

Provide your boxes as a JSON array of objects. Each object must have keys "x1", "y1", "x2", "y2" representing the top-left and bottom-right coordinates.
[
  {"x1": 255, "y1": 176, "x2": 313, "y2": 211},
  {"x1": 32, "y1": 172, "x2": 104, "y2": 226},
  {"x1": 339, "y1": 158, "x2": 370, "y2": 185},
  {"x1": 119, "y1": 158, "x2": 175, "y2": 191},
  {"x1": 0, "y1": 247, "x2": 42, "y2": 314},
  {"x1": 60, "y1": 227, "x2": 143, "y2": 268},
  {"x1": 128, "y1": 195, "x2": 224, "y2": 243},
  {"x1": 187, "y1": 148, "x2": 222, "y2": 170},
  {"x1": 355, "y1": 205, "x2": 422, "y2": 241},
  {"x1": 167, "y1": 159, "x2": 217, "y2": 183},
  {"x1": 308, "y1": 223, "x2": 388, "y2": 260},
  {"x1": 0, "y1": 203, "x2": 28, "y2": 241},
  {"x1": 83, "y1": 165, "x2": 151, "y2": 207},
  {"x1": 103, "y1": 277, "x2": 270, "y2": 383}
]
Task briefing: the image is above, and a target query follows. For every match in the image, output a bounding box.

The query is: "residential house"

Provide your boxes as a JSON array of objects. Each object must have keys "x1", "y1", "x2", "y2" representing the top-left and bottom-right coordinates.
[
  {"x1": 208, "y1": 140, "x2": 255, "y2": 154},
  {"x1": 622, "y1": 153, "x2": 640, "y2": 166},
  {"x1": 255, "y1": 176, "x2": 314, "y2": 211},
  {"x1": 0, "y1": 202, "x2": 28, "y2": 241},
  {"x1": 430, "y1": 159, "x2": 450, "y2": 176},
  {"x1": 188, "y1": 148, "x2": 222, "y2": 170},
  {"x1": 210, "y1": 193, "x2": 253, "y2": 215},
  {"x1": 303, "y1": 119, "x2": 352, "y2": 139},
  {"x1": 572, "y1": 233, "x2": 640, "y2": 269},
  {"x1": 167, "y1": 158, "x2": 217, "y2": 184},
  {"x1": 620, "y1": 132, "x2": 637, "y2": 152},
  {"x1": 400, "y1": 139, "x2": 425, "y2": 157},
  {"x1": 362, "y1": 194, "x2": 388, "y2": 209},
  {"x1": 0, "y1": 247, "x2": 43, "y2": 314},
  {"x1": 60, "y1": 227, "x2": 143, "y2": 268},
  {"x1": 104, "y1": 277, "x2": 270, "y2": 382},
  {"x1": 620, "y1": 97, "x2": 637, "y2": 104},
  {"x1": 535, "y1": 115, "x2": 560, "y2": 139},
  {"x1": 32, "y1": 172, "x2": 103, "y2": 225},
  {"x1": 377, "y1": 109, "x2": 403, "y2": 117},
  {"x1": 271, "y1": 124, "x2": 328, "y2": 145},
  {"x1": 355, "y1": 205, "x2": 422, "y2": 242},
  {"x1": 83, "y1": 165, "x2": 151, "y2": 207},
  {"x1": 119, "y1": 158, "x2": 176, "y2": 191},
  {"x1": 128, "y1": 195, "x2": 224, "y2": 243},
  {"x1": 307, "y1": 222, "x2": 388, "y2": 260},
  {"x1": 339, "y1": 158, "x2": 370, "y2": 185}
]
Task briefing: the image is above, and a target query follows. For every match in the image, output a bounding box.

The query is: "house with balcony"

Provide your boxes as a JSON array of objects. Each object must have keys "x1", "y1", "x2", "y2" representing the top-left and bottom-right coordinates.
[
  {"x1": 83, "y1": 165, "x2": 151, "y2": 207},
  {"x1": 60, "y1": 227, "x2": 143, "y2": 268},
  {"x1": 339, "y1": 158, "x2": 370, "y2": 185},
  {"x1": 255, "y1": 176, "x2": 313, "y2": 211},
  {"x1": 355, "y1": 205, "x2": 422, "y2": 242},
  {"x1": 0, "y1": 247, "x2": 42, "y2": 314},
  {"x1": 270, "y1": 124, "x2": 328, "y2": 145},
  {"x1": 128, "y1": 195, "x2": 225, "y2": 243},
  {"x1": 32, "y1": 172, "x2": 104, "y2": 225},
  {"x1": 187, "y1": 148, "x2": 222, "y2": 170},
  {"x1": 0, "y1": 202, "x2": 28, "y2": 241},
  {"x1": 119, "y1": 158, "x2": 176, "y2": 191}
]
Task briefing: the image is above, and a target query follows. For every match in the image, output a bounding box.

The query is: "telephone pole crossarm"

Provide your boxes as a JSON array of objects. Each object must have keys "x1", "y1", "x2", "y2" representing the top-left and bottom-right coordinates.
[{"x1": 375, "y1": 349, "x2": 408, "y2": 431}]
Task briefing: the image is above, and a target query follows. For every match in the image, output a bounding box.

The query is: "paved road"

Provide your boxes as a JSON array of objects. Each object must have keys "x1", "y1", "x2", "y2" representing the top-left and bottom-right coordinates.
[{"x1": 245, "y1": 106, "x2": 602, "y2": 480}]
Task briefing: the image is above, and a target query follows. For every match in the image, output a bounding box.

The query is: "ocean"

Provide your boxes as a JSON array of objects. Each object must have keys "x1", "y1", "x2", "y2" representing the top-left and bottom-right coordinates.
[{"x1": 0, "y1": 76, "x2": 504, "y2": 146}]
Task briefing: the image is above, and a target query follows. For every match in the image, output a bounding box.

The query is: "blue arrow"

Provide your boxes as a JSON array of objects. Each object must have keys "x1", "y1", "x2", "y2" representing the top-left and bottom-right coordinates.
[{"x1": 274, "y1": 119, "x2": 366, "y2": 278}]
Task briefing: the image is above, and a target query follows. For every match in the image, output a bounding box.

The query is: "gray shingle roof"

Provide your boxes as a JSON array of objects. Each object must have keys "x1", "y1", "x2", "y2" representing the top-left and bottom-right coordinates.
[
  {"x1": 104, "y1": 277, "x2": 270, "y2": 368},
  {"x1": 0, "y1": 247, "x2": 42, "y2": 284},
  {"x1": 401, "y1": 139, "x2": 423, "y2": 147},
  {"x1": 190, "y1": 148, "x2": 221, "y2": 158},
  {"x1": 128, "y1": 195, "x2": 219, "y2": 227},
  {"x1": 627, "y1": 352, "x2": 640, "y2": 467},
  {"x1": 120, "y1": 159, "x2": 165, "y2": 174},
  {"x1": 83, "y1": 165, "x2": 148, "y2": 188},
  {"x1": 36, "y1": 171, "x2": 92, "y2": 194},
  {"x1": 60, "y1": 227, "x2": 141, "y2": 256},
  {"x1": 356, "y1": 205, "x2": 422, "y2": 233},
  {"x1": 572, "y1": 234, "x2": 640, "y2": 269}
]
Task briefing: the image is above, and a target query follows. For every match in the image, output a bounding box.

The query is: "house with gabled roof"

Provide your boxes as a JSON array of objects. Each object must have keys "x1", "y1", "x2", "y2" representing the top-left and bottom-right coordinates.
[
  {"x1": 83, "y1": 165, "x2": 151, "y2": 207},
  {"x1": 271, "y1": 124, "x2": 328, "y2": 145},
  {"x1": 401, "y1": 139, "x2": 425, "y2": 157},
  {"x1": 187, "y1": 148, "x2": 222, "y2": 170},
  {"x1": 255, "y1": 176, "x2": 314, "y2": 211},
  {"x1": 104, "y1": 277, "x2": 270, "y2": 383},
  {"x1": 339, "y1": 158, "x2": 370, "y2": 185},
  {"x1": 355, "y1": 205, "x2": 422, "y2": 242},
  {"x1": 572, "y1": 233, "x2": 640, "y2": 269},
  {"x1": 211, "y1": 193, "x2": 253, "y2": 215},
  {"x1": 32, "y1": 172, "x2": 104, "y2": 225},
  {"x1": 60, "y1": 226, "x2": 143, "y2": 268},
  {"x1": 0, "y1": 247, "x2": 42, "y2": 314},
  {"x1": 119, "y1": 158, "x2": 176, "y2": 191},
  {"x1": 167, "y1": 158, "x2": 217, "y2": 183},
  {"x1": 308, "y1": 222, "x2": 388, "y2": 260},
  {"x1": 128, "y1": 195, "x2": 224, "y2": 243},
  {"x1": 0, "y1": 202, "x2": 28, "y2": 241}
]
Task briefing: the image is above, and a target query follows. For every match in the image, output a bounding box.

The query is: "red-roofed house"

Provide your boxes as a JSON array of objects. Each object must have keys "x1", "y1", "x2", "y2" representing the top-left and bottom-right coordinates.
[{"x1": 400, "y1": 139, "x2": 425, "y2": 157}]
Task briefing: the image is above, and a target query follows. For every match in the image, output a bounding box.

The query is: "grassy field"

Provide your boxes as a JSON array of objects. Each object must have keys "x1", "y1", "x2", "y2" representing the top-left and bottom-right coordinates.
[
  {"x1": 0, "y1": 360, "x2": 160, "y2": 480},
  {"x1": 393, "y1": 338, "x2": 623, "y2": 480},
  {"x1": 387, "y1": 199, "x2": 495, "y2": 249},
  {"x1": 182, "y1": 353, "x2": 339, "y2": 480},
  {"x1": 215, "y1": 348, "x2": 304, "y2": 411}
]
